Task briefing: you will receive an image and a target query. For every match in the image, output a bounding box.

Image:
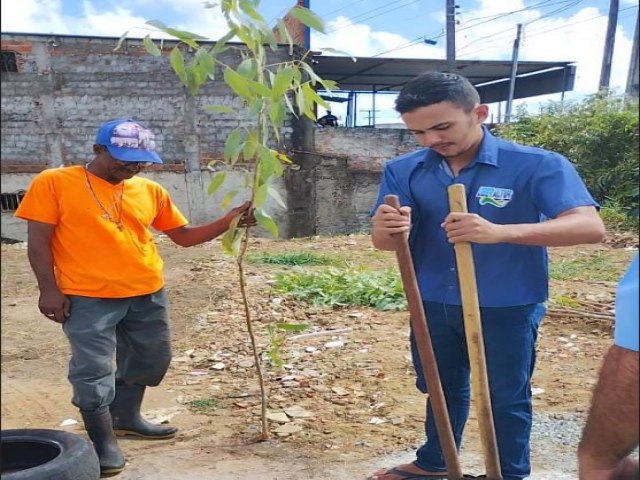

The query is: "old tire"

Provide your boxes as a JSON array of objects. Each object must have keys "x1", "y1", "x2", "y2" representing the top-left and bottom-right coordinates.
[{"x1": 1, "y1": 429, "x2": 100, "y2": 480}]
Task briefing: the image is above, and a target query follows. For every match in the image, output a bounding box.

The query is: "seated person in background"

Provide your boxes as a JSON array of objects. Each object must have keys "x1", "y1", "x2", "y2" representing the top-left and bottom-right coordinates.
[{"x1": 318, "y1": 110, "x2": 338, "y2": 127}]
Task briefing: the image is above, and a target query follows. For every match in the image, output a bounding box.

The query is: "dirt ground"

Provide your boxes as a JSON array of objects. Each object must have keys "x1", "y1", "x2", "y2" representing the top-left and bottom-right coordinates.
[{"x1": 1, "y1": 233, "x2": 637, "y2": 479}]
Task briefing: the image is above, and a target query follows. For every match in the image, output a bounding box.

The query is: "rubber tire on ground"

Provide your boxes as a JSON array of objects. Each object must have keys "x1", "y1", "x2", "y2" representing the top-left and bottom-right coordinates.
[{"x1": 1, "y1": 429, "x2": 100, "y2": 480}]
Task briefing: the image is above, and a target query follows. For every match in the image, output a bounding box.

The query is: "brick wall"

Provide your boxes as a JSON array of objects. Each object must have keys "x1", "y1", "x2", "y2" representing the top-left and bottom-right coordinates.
[{"x1": 0, "y1": 33, "x2": 295, "y2": 170}]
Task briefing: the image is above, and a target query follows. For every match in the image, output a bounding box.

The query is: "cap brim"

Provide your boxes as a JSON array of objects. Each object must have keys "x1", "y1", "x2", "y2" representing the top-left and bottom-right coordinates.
[{"x1": 106, "y1": 145, "x2": 163, "y2": 164}]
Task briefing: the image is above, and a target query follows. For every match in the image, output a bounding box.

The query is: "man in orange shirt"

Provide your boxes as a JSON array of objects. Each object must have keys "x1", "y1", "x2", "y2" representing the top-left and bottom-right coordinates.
[{"x1": 15, "y1": 118, "x2": 253, "y2": 475}]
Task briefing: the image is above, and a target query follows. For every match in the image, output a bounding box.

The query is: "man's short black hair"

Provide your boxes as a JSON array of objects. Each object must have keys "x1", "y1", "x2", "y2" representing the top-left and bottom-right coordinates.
[{"x1": 395, "y1": 72, "x2": 481, "y2": 114}]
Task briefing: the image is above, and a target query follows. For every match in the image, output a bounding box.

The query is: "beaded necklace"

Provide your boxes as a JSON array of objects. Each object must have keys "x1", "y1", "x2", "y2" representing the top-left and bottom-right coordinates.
[{"x1": 83, "y1": 163, "x2": 125, "y2": 231}]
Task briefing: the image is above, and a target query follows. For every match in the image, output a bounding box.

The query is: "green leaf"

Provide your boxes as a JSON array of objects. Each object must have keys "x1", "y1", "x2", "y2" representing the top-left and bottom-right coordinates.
[
  {"x1": 146, "y1": 20, "x2": 168, "y2": 31},
  {"x1": 269, "y1": 101, "x2": 286, "y2": 129},
  {"x1": 248, "y1": 80, "x2": 272, "y2": 97},
  {"x1": 276, "y1": 19, "x2": 294, "y2": 55},
  {"x1": 237, "y1": 58, "x2": 257, "y2": 80},
  {"x1": 276, "y1": 323, "x2": 310, "y2": 332},
  {"x1": 255, "y1": 208, "x2": 279, "y2": 237},
  {"x1": 239, "y1": 0, "x2": 265, "y2": 22},
  {"x1": 242, "y1": 132, "x2": 259, "y2": 161},
  {"x1": 203, "y1": 105, "x2": 235, "y2": 114},
  {"x1": 221, "y1": 218, "x2": 243, "y2": 255},
  {"x1": 272, "y1": 66, "x2": 294, "y2": 98},
  {"x1": 224, "y1": 67, "x2": 253, "y2": 99},
  {"x1": 195, "y1": 48, "x2": 216, "y2": 80},
  {"x1": 213, "y1": 30, "x2": 236, "y2": 54},
  {"x1": 170, "y1": 47, "x2": 186, "y2": 84},
  {"x1": 235, "y1": 26, "x2": 256, "y2": 50},
  {"x1": 268, "y1": 186, "x2": 287, "y2": 209},
  {"x1": 224, "y1": 129, "x2": 245, "y2": 164},
  {"x1": 258, "y1": 146, "x2": 284, "y2": 185},
  {"x1": 254, "y1": 183, "x2": 268, "y2": 208},
  {"x1": 142, "y1": 35, "x2": 162, "y2": 57},
  {"x1": 114, "y1": 30, "x2": 130, "y2": 52},
  {"x1": 221, "y1": 189, "x2": 239, "y2": 209},
  {"x1": 248, "y1": 99, "x2": 264, "y2": 117},
  {"x1": 207, "y1": 171, "x2": 226, "y2": 195},
  {"x1": 287, "y1": 6, "x2": 325, "y2": 33}
]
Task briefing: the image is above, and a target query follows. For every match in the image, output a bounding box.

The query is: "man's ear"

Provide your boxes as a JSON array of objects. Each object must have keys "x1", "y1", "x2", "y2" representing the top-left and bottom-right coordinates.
[
  {"x1": 474, "y1": 104, "x2": 489, "y2": 123},
  {"x1": 92, "y1": 144, "x2": 104, "y2": 154}
]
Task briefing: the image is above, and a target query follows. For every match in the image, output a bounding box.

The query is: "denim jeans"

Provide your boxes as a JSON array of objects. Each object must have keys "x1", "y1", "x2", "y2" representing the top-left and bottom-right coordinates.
[{"x1": 410, "y1": 302, "x2": 545, "y2": 480}]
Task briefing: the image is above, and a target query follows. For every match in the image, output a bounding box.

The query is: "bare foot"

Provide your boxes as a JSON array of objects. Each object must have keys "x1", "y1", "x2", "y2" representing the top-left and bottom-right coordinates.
[{"x1": 368, "y1": 462, "x2": 447, "y2": 480}]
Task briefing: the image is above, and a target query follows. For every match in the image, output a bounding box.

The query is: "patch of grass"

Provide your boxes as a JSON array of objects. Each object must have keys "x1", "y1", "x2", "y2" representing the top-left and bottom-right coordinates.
[
  {"x1": 248, "y1": 251, "x2": 336, "y2": 266},
  {"x1": 187, "y1": 397, "x2": 220, "y2": 415},
  {"x1": 273, "y1": 267, "x2": 406, "y2": 311},
  {"x1": 549, "y1": 253, "x2": 620, "y2": 282},
  {"x1": 600, "y1": 199, "x2": 639, "y2": 232}
]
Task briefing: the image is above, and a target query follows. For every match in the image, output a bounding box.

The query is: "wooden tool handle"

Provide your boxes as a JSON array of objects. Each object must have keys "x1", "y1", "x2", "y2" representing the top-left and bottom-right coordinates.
[
  {"x1": 447, "y1": 184, "x2": 502, "y2": 479},
  {"x1": 384, "y1": 195, "x2": 463, "y2": 479}
]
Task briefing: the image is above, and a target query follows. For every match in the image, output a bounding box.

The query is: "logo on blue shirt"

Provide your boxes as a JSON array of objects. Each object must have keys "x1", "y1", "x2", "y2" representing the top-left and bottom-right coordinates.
[{"x1": 476, "y1": 186, "x2": 514, "y2": 208}]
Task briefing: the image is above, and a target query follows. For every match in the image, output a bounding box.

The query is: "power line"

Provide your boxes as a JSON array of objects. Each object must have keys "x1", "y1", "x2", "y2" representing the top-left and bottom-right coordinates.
[
  {"x1": 456, "y1": 0, "x2": 584, "y2": 54},
  {"x1": 325, "y1": 0, "x2": 420, "y2": 34},
  {"x1": 371, "y1": 0, "x2": 579, "y2": 58},
  {"x1": 459, "y1": 4, "x2": 637, "y2": 58}
]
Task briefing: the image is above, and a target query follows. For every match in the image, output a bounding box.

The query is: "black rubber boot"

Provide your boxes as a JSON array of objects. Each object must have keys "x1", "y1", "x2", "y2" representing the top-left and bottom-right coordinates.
[
  {"x1": 110, "y1": 384, "x2": 178, "y2": 439},
  {"x1": 81, "y1": 407, "x2": 126, "y2": 475}
]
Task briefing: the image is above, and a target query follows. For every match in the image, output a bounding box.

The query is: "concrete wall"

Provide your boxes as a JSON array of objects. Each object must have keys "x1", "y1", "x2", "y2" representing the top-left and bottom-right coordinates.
[{"x1": 312, "y1": 127, "x2": 419, "y2": 235}]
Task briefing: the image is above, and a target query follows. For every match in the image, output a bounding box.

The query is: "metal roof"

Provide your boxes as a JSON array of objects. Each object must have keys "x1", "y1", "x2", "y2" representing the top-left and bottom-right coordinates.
[{"x1": 312, "y1": 55, "x2": 576, "y2": 103}]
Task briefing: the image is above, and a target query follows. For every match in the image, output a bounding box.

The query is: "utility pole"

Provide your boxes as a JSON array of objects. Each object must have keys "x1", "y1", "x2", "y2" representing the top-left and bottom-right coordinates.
[
  {"x1": 599, "y1": 0, "x2": 619, "y2": 90},
  {"x1": 626, "y1": 11, "x2": 639, "y2": 98},
  {"x1": 505, "y1": 23, "x2": 523, "y2": 124},
  {"x1": 446, "y1": 0, "x2": 456, "y2": 71}
]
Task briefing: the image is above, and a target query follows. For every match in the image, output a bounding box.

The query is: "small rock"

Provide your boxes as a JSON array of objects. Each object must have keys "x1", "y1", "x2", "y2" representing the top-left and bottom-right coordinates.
[
  {"x1": 324, "y1": 340, "x2": 344, "y2": 348},
  {"x1": 284, "y1": 405, "x2": 314, "y2": 418},
  {"x1": 369, "y1": 417, "x2": 387, "y2": 425},
  {"x1": 275, "y1": 423, "x2": 302, "y2": 436},
  {"x1": 266, "y1": 412, "x2": 290, "y2": 423},
  {"x1": 211, "y1": 362, "x2": 226, "y2": 370}
]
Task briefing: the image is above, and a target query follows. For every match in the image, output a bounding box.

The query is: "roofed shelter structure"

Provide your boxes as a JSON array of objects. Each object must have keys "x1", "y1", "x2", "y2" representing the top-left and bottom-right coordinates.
[{"x1": 311, "y1": 55, "x2": 576, "y2": 127}]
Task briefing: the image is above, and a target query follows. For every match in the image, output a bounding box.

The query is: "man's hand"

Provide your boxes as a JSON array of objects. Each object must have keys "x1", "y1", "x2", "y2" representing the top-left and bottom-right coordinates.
[
  {"x1": 226, "y1": 201, "x2": 257, "y2": 228},
  {"x1": 371, "y1": 204, "x2": 411, "y2": 236},
  {"x1": 38, "y1": 287, "x2": 70, "y2": 323},
  {"x1": 370, "y1": 204, "x2": 411, "y2": 251},
  {"x1": 442, "y1": 212, "x2": 505, "y2": 244}
]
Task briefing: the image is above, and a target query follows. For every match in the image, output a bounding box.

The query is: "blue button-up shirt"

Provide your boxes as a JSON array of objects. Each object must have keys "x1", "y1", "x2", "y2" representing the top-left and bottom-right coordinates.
[{"x1": 373, "y1": 127, "x2": 598, "y2": 307}]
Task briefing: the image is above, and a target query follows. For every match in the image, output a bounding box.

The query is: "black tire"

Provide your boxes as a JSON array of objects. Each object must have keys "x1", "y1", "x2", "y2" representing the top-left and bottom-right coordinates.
[{"x1": 1, "y1": 429, "x2": 100, "y2": 480}]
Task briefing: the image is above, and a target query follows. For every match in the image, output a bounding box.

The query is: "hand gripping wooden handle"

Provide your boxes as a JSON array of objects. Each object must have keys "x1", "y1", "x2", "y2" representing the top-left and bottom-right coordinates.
[
  {"x1": 447, "y1": 184, "x2": 502, "y2": 480},
  {"x1": 384, "y1": 195, "x2": 463, "y2": 479}
]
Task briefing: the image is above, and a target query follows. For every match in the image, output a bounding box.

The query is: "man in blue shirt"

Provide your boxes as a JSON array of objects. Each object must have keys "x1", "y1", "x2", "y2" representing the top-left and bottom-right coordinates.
[
  {"x1": 368, "y1": 72, "x2": 606, "y2": 480},
  {"x1": 578, "y1": 254, "x2": 639, "y2": 480}
]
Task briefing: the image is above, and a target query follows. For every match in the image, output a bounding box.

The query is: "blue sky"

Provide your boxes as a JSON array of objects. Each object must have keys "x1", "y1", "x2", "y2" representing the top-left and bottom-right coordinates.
[{"x1": 2, "y1": 0, "x2": 638, "y2": 125}]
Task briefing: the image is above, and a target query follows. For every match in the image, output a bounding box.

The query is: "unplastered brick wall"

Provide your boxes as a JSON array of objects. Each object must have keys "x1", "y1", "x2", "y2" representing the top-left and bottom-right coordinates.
[
  {"x1": 313, "y1": 127, "x2": 421, "y2": 234},
  {"x1": 0, "y1": 33, "x2": 297, "y2": 171}
]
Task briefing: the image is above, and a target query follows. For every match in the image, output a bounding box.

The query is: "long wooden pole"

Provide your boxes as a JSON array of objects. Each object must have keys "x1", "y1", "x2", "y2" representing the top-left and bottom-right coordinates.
[
  {"x1": 384, "y1": 195, "x2": 463, "y2": 479},
  {"x1": 447, "y1": 184, "x2": 502, "y2": 479}
]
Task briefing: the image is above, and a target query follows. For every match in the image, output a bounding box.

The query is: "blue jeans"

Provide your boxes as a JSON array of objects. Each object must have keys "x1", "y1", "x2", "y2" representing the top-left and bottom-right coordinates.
[{"x1": 410, "y1": 302, "x2": 545, "y2": 480}]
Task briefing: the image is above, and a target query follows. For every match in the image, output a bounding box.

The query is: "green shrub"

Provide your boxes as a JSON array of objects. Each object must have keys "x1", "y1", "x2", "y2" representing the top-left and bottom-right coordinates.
[
  {"x1": 248, "y1": 252, "x2": 336, "y2": 266},
  {"x1": 549, "y1": 252, "x2": 620, "y2": 281},
  {"x1": 273, "y1": 267, "x2": 406, "y2": 311},
  {"x1": 496, "y1": 94, "x2": 639, "y2": 221}
]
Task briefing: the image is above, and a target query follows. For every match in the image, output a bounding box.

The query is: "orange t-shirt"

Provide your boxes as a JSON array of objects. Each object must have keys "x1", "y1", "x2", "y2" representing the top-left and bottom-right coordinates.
[{"x1": 15, "y1": 165, "x2": 188, "y2": 298}]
